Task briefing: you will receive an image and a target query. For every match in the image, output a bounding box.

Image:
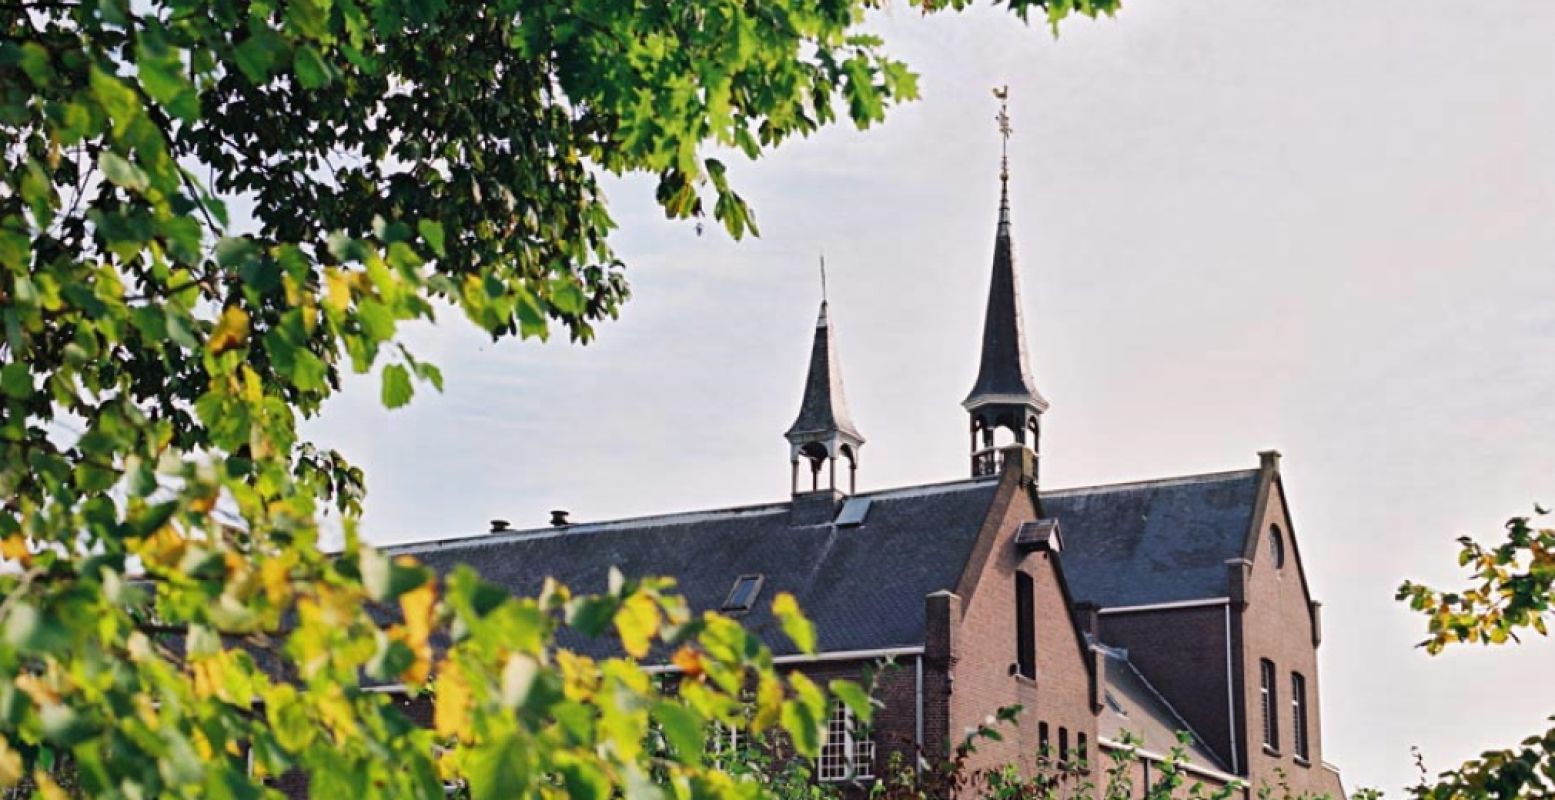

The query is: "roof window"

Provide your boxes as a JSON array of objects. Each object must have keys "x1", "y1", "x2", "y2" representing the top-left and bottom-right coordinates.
[
  {"x1": 722, "y1": 574, "x2": 765, "y2": 613},
  {"x1": 835, "y1": 497, "x2": 872, "y2": 527}
]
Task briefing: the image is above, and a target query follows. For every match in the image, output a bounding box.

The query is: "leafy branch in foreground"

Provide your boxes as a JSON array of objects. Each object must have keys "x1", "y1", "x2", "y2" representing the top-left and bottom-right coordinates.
[
  {"x1": 2, "y1": 0, "x2": 1117, "y2": 795},
  {"x1": 1398, "y1": 508, "x2": 1555, "y2": 798}
]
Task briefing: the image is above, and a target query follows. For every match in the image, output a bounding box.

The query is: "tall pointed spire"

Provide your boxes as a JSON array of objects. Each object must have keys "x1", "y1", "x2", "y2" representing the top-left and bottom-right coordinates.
[
  {"x1": 965, "y1": 88, "x2": 1048, "y2": 478},
  {"x1": 787, "y1": 259, "x2": 864, "y2": 495}
]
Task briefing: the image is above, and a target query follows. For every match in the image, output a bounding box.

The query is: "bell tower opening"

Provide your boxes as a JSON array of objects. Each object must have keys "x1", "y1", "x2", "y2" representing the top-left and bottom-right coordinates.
[{"x1": 786, "y1": 264, "x2": 865, "y2": 497}]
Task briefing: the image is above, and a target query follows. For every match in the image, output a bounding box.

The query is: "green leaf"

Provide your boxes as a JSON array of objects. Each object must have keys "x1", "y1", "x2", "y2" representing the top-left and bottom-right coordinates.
[
  {"x1": 232, "y1": 31, "x2": 289, "y2": 84},
  {"x1": 381, "y1": 363, "x2": 413, "y2": 409},
  {"x1": 99, "y1": 151, "x2": 149, "y2": 193},
  {"x1": 556, "y1": 757, "x2": 609, "y2": 800},
  {"x1": 139, "y1": 55, "x2": 199, "y2": 121},
  {"x1": 294, "y1": 45, "x2": 331, "y2": 89},
  {"x1": 468, "y1": 734, "x2": 529, "y2": 800},
  {"x1": 359, "y1": 546, "x2": 430, "y2": 601},
  {"x1": 418, "y1": 219, "x2": 446, "y2": 257},
  {"x1": 651, "y1": 702, "x2": 704, "y2": 766},
  {"x1": 829, "y1": 679, "x2": 873, "y2": 726},
  {"x1": 0, "y1": 363, "x2": 32, "y2": 399}
]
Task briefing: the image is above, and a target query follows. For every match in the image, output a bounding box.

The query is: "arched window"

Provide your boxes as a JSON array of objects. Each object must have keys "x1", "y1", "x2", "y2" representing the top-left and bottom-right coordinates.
[{"x1": 1269, "y1": 524, "x2": 1286, "y2": 569}]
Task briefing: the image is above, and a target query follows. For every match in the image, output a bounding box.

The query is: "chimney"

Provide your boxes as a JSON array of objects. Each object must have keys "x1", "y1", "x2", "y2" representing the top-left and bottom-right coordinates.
[
  {"x1": 549, "y1": 509, "x2": 570, "y2": 528},
  {"x1": 489, "y1": 519, "x2": 511, "y2": 533},
  {"x1": 789, "y1": 489, "x2": 844, "y2": 527},
  {"x1": 1259, "y1": 449, "x2": 1282, "y2": 472}
]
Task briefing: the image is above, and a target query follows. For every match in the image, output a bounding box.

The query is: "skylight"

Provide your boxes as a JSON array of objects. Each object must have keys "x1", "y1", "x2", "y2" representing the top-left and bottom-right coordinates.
[
  {"x1": 835, "y1": 497, "x2": 872, "y2": 527},
  {"x1": 722, "y1": 574, "x2": 765, "y2": 613}
]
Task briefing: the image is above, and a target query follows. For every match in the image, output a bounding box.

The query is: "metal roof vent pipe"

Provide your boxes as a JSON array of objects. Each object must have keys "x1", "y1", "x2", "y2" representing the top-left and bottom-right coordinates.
[
  {"x1": 549, "y1": 510, "x2": 570, "y2": 528},
  {"x1": 489, "y1": 519, "x2": 511, "y2": 533}
]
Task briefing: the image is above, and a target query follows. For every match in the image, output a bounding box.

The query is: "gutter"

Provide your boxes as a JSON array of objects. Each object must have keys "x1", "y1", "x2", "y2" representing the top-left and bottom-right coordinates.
[
  {"x1": 1099, "y1": 738, "x2": 1244, "y2": 785},
  {"x1": 1225, "y1": 604, "x2": 1239, "y2": 775},
  {"x1": 1098, "y1": 597, "x2": 1231, "y2": 615}
]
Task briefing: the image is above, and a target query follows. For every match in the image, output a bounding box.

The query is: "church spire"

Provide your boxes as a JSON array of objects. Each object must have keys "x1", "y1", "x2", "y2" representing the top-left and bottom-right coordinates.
[
  {"x1": 787, "y1": 258, "x2": 865, "y2": 494},
  {"x1": 965, "y1": 88, "x2": 1048, "y2": 479}
]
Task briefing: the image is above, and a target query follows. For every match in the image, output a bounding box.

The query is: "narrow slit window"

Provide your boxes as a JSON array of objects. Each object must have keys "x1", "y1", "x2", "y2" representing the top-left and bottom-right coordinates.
[
  {"x1": 1078, "y1": 733, "x2": 1089, "y2": 768},
  {"x1": 1015, "y1": 572, "x2": 1036, "y2": 679},
  {"x1": 1059, "y1": 727, "x2": 1069, "y2": 763},
  {"x1": 1038, "y1": 722, "x2": 1050, "y2": 760},
  {"x1": 722, "y1": 575, "x2": 765, "y2": 613}
]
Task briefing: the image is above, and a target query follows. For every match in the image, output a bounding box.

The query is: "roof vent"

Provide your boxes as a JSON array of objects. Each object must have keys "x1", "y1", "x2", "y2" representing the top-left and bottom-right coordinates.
[
  {"x1": 489, "y1": 519, "x2": 511, "y2": 533},
  {"x1": 835, "y1": 497, "x2": 872, "y2": 528},
  {"x1": 549, "y1": 510, "x2": 570, "y2": 528}
]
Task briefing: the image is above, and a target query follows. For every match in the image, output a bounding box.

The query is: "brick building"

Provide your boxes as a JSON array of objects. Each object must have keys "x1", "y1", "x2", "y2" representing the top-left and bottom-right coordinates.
[{"x1": 388, "y1": 165, "x2": 1347, "y2": 798}]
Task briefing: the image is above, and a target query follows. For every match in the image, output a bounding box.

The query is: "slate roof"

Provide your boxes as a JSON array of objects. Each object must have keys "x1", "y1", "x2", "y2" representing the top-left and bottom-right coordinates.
[
  {"x1": 786, "y1": 301, "x2": 863, "y2": 443},
  {"x1": 1043, "y1": 469, "x2": 1261, "y2": 609},
  {"x1": 391, "y1": 480, "x2": 1000, "y2": 658},
  {"x1": 1099, "y1": 647, "x2": 1228, "y2": 771},
  {"x1": 964, "y1": 178, "x2": 1048, "y2": 412}
]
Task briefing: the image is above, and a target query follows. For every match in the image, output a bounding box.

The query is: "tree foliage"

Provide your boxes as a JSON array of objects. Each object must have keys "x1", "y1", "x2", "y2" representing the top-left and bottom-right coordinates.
[
  {"x1": 1, "y1": 0, "x2": 1118, "y2": 796},
  {"x1": 1398, "y1": 509, "x2": 1555, "y2": 798}
]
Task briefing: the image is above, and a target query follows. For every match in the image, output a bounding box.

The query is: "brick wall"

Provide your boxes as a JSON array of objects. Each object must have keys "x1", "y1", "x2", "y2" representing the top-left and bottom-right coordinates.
[
  {"x1": 944, "y1": 473, "x2": 1100, "y2": 778},
  {"x1": 1099, "y1": 604, "x2": 1235, "y2": 770},
  {"x1": 1236, "y1": 473, "x2": 1343, "y2": 798}
]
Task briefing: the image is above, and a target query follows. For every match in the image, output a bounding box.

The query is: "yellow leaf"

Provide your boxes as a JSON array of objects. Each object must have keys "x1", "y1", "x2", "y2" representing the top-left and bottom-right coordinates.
[
  {"x1": 0, "y1": 535, "x2": 29, "y2": 567},
  {"x1": 324, "y1": 268, "x2": 352, "y2": 312},
  {"x1": 752, "y1": 673, "x2": 783, "y2": 732},
  {"x1": 556, "y1": 650, "x2": 599, "y2": 702},
  {"x1": 0, "y1": 737, "x2": 22, "y2": 789},
  {"x1": 260, "y1": 557, "x2": 292, "y2": 606},
  {"x1": 33, "y1": 772, "x2": 66, "y2": 800},
  {"x1": 615, "y1": 592, "x2": 660, "y2": 659},
  {"x1": 137, "y1": 526, "x2": 186, "y2": 569},
  {"x1": 399, "y1": 578, "x2": 437, "y2": 685},
  {"x1": 434, "y1": 659, "x2": 472, "y2": 742},
  {"x1": 207, "y1": 305, "x2": 250, "y2": 355}
]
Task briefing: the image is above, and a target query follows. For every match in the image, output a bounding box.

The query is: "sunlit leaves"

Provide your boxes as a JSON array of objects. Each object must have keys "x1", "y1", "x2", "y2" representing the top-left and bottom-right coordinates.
[
  {"x1": 0, "y1": 0, "x2": 1114, "y2": 794},
  {"x1": 1400, "y1": 509, "x2": 1555, "y2": 799},
  {"x1": 772, "y1": 591, "x2": 816, "y2": 654},
  {"x1": 1398, "y1": 509, "x2": 1555, "y2": 654}
]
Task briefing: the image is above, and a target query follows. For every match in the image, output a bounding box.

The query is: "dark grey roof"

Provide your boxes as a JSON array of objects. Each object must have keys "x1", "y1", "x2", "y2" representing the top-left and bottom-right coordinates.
[
  {"x1": 1043, "y1": 470, "x2": 1260, "y2": 608},
  {"x1": 964, "y1": 178, "x2": 1048, "y2": 412},
  {"x1": 1099, "y1": 647, "x2": 1228, "y2": 771},
  {"x1": 786, "y1": 301, "x2": 863, "y2": 443},
  {"x1": 391, "y1": 480, "x2": 999, "y2": 658}
]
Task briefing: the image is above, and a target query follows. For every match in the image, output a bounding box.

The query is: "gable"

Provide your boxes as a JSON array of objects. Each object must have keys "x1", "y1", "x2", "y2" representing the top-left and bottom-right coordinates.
[
  {"x1": 391, "y1": 480, "x2": 1000, "y2": 657},
  {"x1": 1042, "y1": 470, "x2": 1261, "y2": 609}
]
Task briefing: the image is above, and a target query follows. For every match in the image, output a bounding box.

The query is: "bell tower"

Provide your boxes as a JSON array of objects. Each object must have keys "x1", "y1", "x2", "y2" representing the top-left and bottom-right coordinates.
[
  {"x1": 786, "y1": 261, "x2": 865, "y2": 495},
  {"x1": 965, "y1": 88, "x2": 1049, "y2": 479}
]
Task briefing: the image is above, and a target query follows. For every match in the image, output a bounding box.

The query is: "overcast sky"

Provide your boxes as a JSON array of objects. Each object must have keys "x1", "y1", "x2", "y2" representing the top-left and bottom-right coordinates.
[{"x1": 304, "y1": 1, "x2": 1555, "y2": 794}]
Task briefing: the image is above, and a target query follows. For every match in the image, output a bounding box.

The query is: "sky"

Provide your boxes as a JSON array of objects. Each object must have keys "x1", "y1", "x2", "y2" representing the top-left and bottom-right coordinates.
[{"x1": 302, "y1": 1, "x2": 1555, "y2": 794}]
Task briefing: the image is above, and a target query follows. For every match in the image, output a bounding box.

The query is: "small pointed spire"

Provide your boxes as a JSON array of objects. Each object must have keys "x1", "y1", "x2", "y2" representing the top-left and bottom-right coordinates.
[
  {"x1": 787, "y1": 265, "x2": 864, "y2": 494},
  {"x1": 966, "y1": 88, "x2": 1047, "y2": 415}
]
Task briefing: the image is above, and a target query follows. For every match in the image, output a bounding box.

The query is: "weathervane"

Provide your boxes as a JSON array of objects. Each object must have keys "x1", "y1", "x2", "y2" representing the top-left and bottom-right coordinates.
[{"x1": 993, "y1": 85, "x2": 1012, "y2": 182}]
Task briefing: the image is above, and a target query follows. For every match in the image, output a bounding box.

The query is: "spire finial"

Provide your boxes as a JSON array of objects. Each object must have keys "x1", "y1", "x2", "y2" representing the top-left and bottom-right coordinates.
[
  {"x1": 819, "y1": 253, "x2": 828, "y2": 304},
  {"x1": 993, "y1": 85, "x2": 1012, "y2": 183}
]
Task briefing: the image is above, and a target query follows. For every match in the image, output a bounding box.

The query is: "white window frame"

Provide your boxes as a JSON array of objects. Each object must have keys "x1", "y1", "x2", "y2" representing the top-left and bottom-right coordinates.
[{"x1": 817, "y1": 702, "x2": 875, "y2": 782}]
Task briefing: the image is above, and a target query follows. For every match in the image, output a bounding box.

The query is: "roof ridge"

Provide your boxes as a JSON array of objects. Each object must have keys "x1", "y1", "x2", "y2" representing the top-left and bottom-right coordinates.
[
  {"x1": 1043, "y1": 467, "x2": 1259, "y2": 498},
  {"x1": 384, "y1": 477, "x2": 996, "y2": 555}
]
